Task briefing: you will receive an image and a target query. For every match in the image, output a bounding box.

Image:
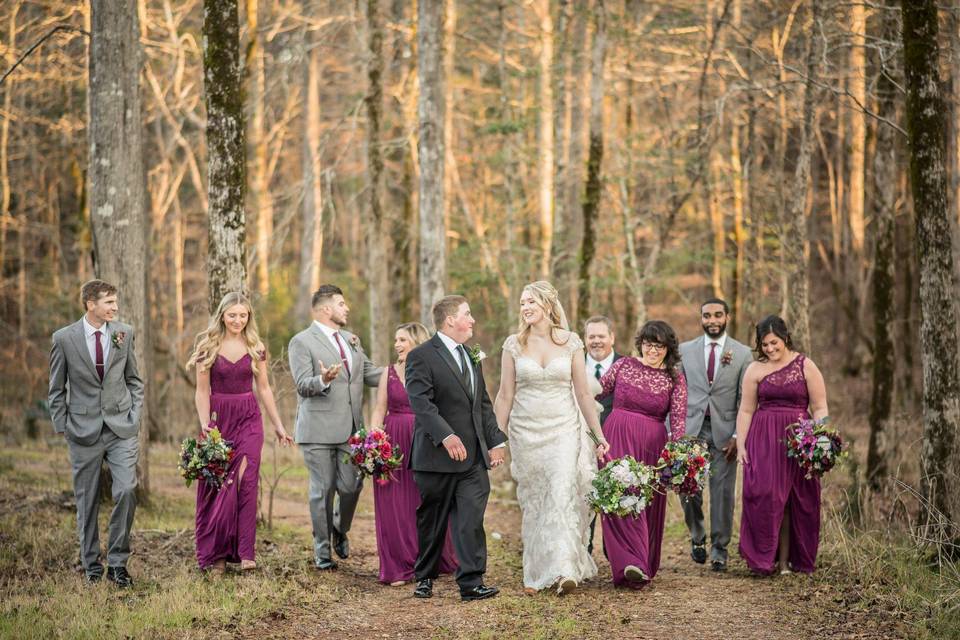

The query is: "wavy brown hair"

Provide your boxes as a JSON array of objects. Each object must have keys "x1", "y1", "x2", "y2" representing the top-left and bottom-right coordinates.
[
  {"x1": 753, "y1": 314, "x2": 796, "y2": 362},
  {"x1": 634, "y1": 320, "x2": 681, "y2": 381}
]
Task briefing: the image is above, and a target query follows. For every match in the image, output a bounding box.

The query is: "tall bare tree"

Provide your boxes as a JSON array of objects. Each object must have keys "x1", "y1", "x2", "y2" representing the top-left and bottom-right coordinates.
[
  {"x1": 535, "y1": 0, "x2": 554, "y2": 278},
  {"x1": 88, "y1": 0, "x2": 150, "y2": 491},
  {"x1": 366, "y1": 0, "x2": 389, "y2": 363},
  {"x1": 246, "y1": 0, "x2": 273, "y2": 296},
  {"x1": 417, "y1": 0, "x2": 446, "y2": 323},
  {"x1": 297, "y1": 16, "x2": 323, "y2": 324},
  {"x1": 203, "y1": 0, "x2": 247, "y2": 312},
  {"x1": 901, "y1": 0, "x2": 960, "y2": 530}
]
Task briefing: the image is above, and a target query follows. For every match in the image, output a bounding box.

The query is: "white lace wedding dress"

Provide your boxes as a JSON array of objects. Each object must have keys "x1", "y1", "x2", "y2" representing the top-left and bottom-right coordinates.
[{"x1": 503, "y1": 333, "x2": 598, "y2": 590}]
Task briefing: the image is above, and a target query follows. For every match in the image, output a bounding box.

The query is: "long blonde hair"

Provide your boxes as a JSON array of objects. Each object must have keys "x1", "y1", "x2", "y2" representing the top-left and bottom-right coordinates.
[
  {"x1": 187, "y1": 292, "x2": 263, "y2": 373},
  {"x1": 397, "y1": 322, "x2": 431, "y2": 351},
  {"x1": 517, "y1": 281, "x2": 570, "y2": 347}
]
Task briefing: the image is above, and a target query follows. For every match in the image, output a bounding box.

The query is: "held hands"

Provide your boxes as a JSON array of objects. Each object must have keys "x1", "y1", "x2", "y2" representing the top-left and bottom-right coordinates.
[
  {"x1": 489, "y1": 447, "x2": 506, "y2": 468},
  {"x1": 722, "y1": 437, "x2": 738, "y2": 463},
  {"x1": 275, "y1": 425, "x2": 294, "y2": 447},
  {"x1": 443, "y1": 434, "x2": 468, "y2": 462},
  {"x1": 319, "y1": 360, "x2": 342, "y2": 383}
]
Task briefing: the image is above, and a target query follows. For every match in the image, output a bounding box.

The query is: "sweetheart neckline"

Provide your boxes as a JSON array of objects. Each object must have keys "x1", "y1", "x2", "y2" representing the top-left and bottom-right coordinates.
[
  {"x1": 217, "y1": 353, "x2": 252, "y2": 366},
  {"x1": 516, "y1": 354, "x2": 570, "y2": 370}
]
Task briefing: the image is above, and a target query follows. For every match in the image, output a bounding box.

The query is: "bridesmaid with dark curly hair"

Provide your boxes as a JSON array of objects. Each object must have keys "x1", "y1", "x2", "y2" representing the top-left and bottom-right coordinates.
[{"x1": 596, "y1": 320, "x2": 687, "y2": 588}]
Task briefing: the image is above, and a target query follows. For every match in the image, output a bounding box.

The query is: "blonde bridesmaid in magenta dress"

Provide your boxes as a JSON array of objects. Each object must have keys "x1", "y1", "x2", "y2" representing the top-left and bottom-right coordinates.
[
  {"x1": 737, "y1": 315, "x2": 829, "y2": 575},
  {"x1": 596, "y1": 320, "x2": 687, "y2": 589},
  {"x1": 369, "y1": 323, "x2": 457, "y2": 586},
  {"x1": 187, "y1": 292, "x2": 293, "y2": 573}
]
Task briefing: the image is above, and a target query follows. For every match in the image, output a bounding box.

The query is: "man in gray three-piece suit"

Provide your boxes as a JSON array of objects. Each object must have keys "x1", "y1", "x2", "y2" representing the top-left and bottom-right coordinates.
[
  {"x1": 288, "y1": 284, "x2": 382, "y2": 570},
  {"x1": 679, "y1": 298, "x2": 752, "y2": 572},
  {"x1": 48, "y1": 279, "x2": 144, "y2": 587}
]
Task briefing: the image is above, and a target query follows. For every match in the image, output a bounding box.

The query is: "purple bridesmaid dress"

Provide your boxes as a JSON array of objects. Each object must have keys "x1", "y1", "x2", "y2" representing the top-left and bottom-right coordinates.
[
  {"x1": 194, "y1": 352, "x2": 265, "y2": 569},
  {"x1": 374, "y1": 365, "x2": 457, "y2": 584},
  {"x1": 597, "y1": 358, "x2": 687, "y2": 588},
  {"x1": 739, "y1": 354, "x2": 821, "y2": 574}
]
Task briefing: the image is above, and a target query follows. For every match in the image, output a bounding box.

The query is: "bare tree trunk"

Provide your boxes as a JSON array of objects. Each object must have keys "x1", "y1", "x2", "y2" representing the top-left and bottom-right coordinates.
[
  {"x1": 417, "y1": 0, "x2": 446, "y2": 324},
  {"x1": 730, "y1": 123, "x2": 746, "y2": 337},
  {"x1": 782, "y1": 1, "x2": 820, "y2": 353},
  {"x1": 577, "y1": 0, "x2": 605, "y2": 323},
  {"x1": 366, "y1": 0, "x2": 389, "y2": 363},
  {"x1": 89, "y1": 0, "x2": 150, "y2": 494},
  {"x1": 442, "y1": 0, "x2": 456, "y2": 251},
  {"x1": 203, "y1": 0, "x2": 247, "y2": 311},
  {"x1": 708, "y1": 148, "x2": 725, "y2": 298},
  {"x1": 866, "y1": 3, "x2": 899, "y2": 491},
  {"x1": 901, "y1": 0, "x2": 960, "y2": 532},
  {"x1": 536, "y1": 0, "x2": 554, "y2": 278},
  {"x1": 0, "y1": 5, "x2": 14, "y2": 277},
  {"x1": 848, "y1": 0, "x2": 867, "y2": 265},
  {"x1": 297, "y1": 10, "x2": 323, "y2": 324},
  {"x1": 560, "y1": 6, "x2": 588, "y2": 308},
  {"x1": 246, "y1": 0, "x2": 272, "y2": 297}
]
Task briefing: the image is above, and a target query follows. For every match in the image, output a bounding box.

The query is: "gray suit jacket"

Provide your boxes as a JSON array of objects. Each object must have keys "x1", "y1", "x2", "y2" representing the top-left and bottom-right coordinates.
[
  {"x1": 288, "y1": 324, "x2": 383, "y2": 445},
  {"x1": 48, "y1": 319, "x2": 144, "y2": 446},
  {"x1": 679, "y1": 335, "x2": 752, "y2": 444}
]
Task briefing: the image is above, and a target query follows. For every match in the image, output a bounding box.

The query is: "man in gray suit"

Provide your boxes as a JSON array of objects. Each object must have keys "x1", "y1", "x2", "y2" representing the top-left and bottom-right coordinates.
[
  {"x1": 679, "y1": 298, "x2": 752, "y2": 572},
  {"x1": 288, "y1": 284, "x2": 382, "y2": 569},
  {"x1": 48, "y1": 279, "x2": 144, "y2": 587}
]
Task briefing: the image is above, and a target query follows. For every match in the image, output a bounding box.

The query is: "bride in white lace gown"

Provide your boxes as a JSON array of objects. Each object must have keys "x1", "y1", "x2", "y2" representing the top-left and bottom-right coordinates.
[{"x1": 494, "y1": 281, "x2": 610, "y2": 594}]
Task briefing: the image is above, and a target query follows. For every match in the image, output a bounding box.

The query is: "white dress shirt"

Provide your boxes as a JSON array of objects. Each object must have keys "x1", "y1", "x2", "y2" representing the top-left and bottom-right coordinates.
[
  {"x1": 585, "y1": 351, "x2": 615, "y2": 381},
  {"x1": 704, "y1": 333, "x2": 728, "y2": 372},
  {"x1": 313, "y1": 320, "x2": 352, "y2": 390},
  {"x1": 82, "y1": 316, "x2": 110, "y2": 368},
  {"x1": 436, "y1": 331, "x2": 505, "y2": 449}
]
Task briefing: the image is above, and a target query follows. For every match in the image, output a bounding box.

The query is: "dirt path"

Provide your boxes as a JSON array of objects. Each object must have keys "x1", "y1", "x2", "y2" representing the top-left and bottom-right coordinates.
[{"x1": 241, "y1": 471, "x2": 900, "y2": 640}]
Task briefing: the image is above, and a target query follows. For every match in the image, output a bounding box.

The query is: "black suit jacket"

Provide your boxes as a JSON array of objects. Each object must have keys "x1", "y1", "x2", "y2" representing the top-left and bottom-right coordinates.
[
  {"x1": 405, "y1": 334, "x2": 508, "y2": 473},
  {"x1": 591, "y1": 351, "x2": 623, "y2": 425}
]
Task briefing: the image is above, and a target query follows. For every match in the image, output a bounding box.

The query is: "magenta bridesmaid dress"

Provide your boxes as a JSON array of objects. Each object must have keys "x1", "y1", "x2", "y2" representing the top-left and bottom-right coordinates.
[
  {"x1": 597, "y1": 357, "x2": 687, "y2": 588},
  {"x1": 194, "y1": 352, "x2": 265, "y2": 569},
  {"x1": 739, "y1": 354, "x2": 821, "y2": 574},
  {"x1": 374, "y1": 365, "x2": 457, "y2": 583}
]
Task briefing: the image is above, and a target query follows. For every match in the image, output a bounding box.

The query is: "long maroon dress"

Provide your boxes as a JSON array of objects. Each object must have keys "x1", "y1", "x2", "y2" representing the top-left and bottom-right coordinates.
[
  {"x1": 373, "y1": 365, "x2": 457, "y2": 583},
  {"x1": 195, "y1": 352, "x2": 264, "y2": 569},
  {"x1": 597, "y1": 358, "x2": 687, "y2": 588},
  {"x1": 739, "y1": 354, "x2": 821, "y2": 574}
]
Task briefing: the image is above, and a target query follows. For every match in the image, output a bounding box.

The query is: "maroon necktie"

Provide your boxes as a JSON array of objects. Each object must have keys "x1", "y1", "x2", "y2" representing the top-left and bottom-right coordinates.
[
  {"x1": 94, "y1": 330, "x2": 105, "y2": 381},
  {"x1": 335, "y1": 332, "x2": 351, "y2": 377},
  {"x1": 707, "y1": 342, "x2": 717, "y2": 385}
]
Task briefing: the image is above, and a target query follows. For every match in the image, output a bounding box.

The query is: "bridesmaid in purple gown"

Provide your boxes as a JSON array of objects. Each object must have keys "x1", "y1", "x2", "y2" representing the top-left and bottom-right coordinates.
[
  {"x1": 597, "y1": 320, "x2": 687, "y2": 588},
  {"x1": 187, "y1": 292, "x2": 293, "y2": 573},
  {"x1": 737, "y1": 315, "x2": 828, "y2": 575},
  {"x1": 369, "y1": 323, "x2": 457, "y2": 585}
]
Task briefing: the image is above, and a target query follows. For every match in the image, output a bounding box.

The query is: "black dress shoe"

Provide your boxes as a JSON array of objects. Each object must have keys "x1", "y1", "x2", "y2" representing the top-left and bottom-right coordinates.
[
  {"x1": 314, "y1": 557, "x2": 338, "y2": 570},
  {"x1": 711, "y1": 560, "x2": 727, "y2": 572},
  {"x1": 460, "y1": 584, "x2": 499, "y2": 601},
  {"x1": 691, "y1": 543, "x2": 707, "y2": 564},
  {"x1": 106, "y1": 566, "x2": 133, "y2": 588},
  {"x1": 85, "y1": 571, "x2": 103, "y2": 584},
  {"x1": 332, "y1": 531, "x2": 349, "y2": 559},
  {"x1": 413, "y1": 578, "x2": 433, "y2": 599}
]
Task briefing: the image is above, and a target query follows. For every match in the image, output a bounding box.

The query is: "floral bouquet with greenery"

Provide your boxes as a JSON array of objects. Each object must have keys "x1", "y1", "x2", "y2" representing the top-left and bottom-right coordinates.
[
  {"x1": 587, "y1": 456, "x2": 657, "y2": 518},
  {"x1": 346, "y1": 427, "x2": 404, "y2": 485},
  {"x1": 785, "y1": 417, "x2": 845, "y2": 479},
  {"x1": 655, "y1": 437, "x2": 711, "y2": 496},
  {"x1": 178, "y1": 414, "x2": 234, "y2": 491}
]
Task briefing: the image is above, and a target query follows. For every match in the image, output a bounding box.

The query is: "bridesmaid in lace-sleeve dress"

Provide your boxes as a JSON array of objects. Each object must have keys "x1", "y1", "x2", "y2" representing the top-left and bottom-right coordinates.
[
  {"x1": 369, "y1": 323, "x2": 457, "y2": 586},
  {"x1": 736, "y1": 315, "x2": 829, "y2": 575},
  {"x1": 596, "y1": 320, "x2": 687, "y2": 589},
  {"x1": 187, "y1": 293, "x2": 293, "y2": 573}
]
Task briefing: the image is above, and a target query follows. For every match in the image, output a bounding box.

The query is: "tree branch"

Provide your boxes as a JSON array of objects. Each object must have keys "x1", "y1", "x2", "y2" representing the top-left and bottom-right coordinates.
[{"x1": 0, "y1": 25, "x2": 90, "y2": 87}]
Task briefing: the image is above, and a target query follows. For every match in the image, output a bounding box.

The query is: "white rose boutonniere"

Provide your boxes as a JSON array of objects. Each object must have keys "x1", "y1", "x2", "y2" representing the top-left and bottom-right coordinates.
[{"x1": 468, "y1": 344, "x2": 486, "y2": 365}]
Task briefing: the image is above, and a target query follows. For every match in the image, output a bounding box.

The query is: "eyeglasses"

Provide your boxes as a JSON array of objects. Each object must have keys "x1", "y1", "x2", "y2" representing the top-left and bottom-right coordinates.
[{"x1": 641, "y1": 341, "x2": 667, "y2": 351}]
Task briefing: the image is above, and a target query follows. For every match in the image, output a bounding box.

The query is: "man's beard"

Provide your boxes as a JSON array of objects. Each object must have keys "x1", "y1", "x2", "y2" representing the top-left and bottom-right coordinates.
[{"x1": 702, "y1": 322, "x2": 726, "y2": 337}]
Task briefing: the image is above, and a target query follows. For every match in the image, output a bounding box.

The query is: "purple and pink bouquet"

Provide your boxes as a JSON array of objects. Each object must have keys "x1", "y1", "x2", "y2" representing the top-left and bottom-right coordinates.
[
  {"x1": 784, "y1": 417, "x2": 845, "y2": 479},
  {"x1": 587, "y1": 456, "x2": 657, "y2": 518},
  {"x1": 346, "y1": 427, "x2": 404, "y2": 485},
  {"x1": 655, "y1": 438, "x2": 711, "y2": 496},
  {"x1": 178, "y1": 415, "x2": 234, "y2": 491}
]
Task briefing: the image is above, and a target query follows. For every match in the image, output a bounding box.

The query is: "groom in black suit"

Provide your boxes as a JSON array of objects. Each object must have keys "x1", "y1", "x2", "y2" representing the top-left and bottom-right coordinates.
[{"x1": 405, "y1": 295, "x2": 507, "y2": 601}]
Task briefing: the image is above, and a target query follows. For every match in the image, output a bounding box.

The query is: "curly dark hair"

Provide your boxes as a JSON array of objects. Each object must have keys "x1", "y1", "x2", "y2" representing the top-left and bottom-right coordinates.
[
  {"x1": 634, "y1": 320, "x2": 682, "y2": 381},
  {"x1": 754, "y1": 314, "x2": 797, "y2": 362}
]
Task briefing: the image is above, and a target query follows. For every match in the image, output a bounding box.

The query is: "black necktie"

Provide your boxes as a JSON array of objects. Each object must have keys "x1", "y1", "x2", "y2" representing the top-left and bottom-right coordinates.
[
  {"x1": 457, "y1": 345, "x2": 473, "y2": 396},
  {"x1": 594, "y1": 363, "x2": 602, "y2": 380}
]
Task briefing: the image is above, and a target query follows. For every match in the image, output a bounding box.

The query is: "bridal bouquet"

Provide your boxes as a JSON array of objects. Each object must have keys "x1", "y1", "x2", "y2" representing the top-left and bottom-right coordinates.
[
  {"x1": 654, "y1": 438, "x2": 711, "y2": 496},
  {"x1": 346, "y1": 427, "x2": 404, "y2": 485},
  {"x1": 785, "y1": 417, "x2": 845, "y2": 479},
  {"x1": 587, "y1": 456, "x2": 657, "y2": 518},
  {"x1": 178, "y1": 415, "x2": 234, "y2": 491}
]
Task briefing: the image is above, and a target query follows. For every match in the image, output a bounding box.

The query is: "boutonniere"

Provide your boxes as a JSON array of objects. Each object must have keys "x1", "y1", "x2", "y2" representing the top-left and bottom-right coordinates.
[
  {"x1": 468, "y1": 344, "x2": 486, "y2": 365},
  {"x1": 348, "y1": 335, "x2": 360, "y2": 351},
  {"x1": 112, "y1": 332, "x2": 126, "y2": 348},
  {"x1": 720, "y1": 350, "x2": 733, "y2": 366}
]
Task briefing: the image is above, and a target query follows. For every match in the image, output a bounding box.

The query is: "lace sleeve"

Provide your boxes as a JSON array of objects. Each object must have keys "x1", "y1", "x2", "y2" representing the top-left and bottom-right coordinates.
[
  {"x1": 563, "y1": 332, "x2": 584, "y2": 354},
  {"x1": 502, "y1": 334, "x2": 521, "y2": 359},
  {"x1": 669, "y1": 368, "x2": 688, "y2": 440},
  {"x1": 597, "y1": 357, "x2": 625, "y2": 399}
]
